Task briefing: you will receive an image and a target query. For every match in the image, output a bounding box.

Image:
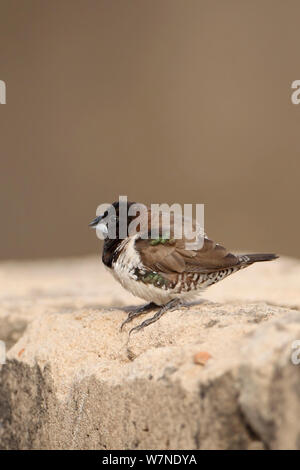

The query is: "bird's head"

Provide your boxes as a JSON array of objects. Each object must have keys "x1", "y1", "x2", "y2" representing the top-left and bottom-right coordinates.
[{"x1": 89, "y1": 200, "x2": 144, "y2": 240}]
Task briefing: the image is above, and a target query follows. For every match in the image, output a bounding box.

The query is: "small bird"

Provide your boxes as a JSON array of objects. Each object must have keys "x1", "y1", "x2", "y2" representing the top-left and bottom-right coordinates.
[{"x1": 89, "y1": 201, "x2": 278, "y2": 334}]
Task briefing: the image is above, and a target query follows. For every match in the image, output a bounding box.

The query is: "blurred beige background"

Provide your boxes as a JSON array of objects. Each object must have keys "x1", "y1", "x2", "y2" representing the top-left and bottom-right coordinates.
[{"x1": 0, "y1": 0, "x2": 299, "y2": 260}]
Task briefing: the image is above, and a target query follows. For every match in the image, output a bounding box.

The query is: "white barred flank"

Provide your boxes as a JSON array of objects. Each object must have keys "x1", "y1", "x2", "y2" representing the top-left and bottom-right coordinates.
[{"x1": 171, "y1": 266, "x2": 240, "y2": 294}]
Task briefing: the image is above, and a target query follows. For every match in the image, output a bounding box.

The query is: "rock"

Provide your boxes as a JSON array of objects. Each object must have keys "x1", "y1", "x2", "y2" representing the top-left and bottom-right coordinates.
[
  {"x1": 0, "y1": 255, "x2": 300, "y2": 449},
  {"x1": 1, "y1": 255, "x2": 299, "y2": 350},
  {"x1": 239, "y1": 312, "x2": 300, "y2": 450},
  {"x1": 193, "y1": 351, "x2": 212, "y2": 365}
]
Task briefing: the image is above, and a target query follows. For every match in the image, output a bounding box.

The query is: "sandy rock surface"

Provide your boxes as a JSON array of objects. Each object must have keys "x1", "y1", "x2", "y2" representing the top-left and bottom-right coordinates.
[{"x1": 0, "y1": 255, "x2": 299, "y2": 449}]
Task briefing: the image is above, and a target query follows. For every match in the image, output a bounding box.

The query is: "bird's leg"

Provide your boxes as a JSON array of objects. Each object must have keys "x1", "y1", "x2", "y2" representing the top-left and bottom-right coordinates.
[
  {"x1": 120, "y1": 302, "x2": 158, "y2": 331},
  {"x1": 129, "y1": 298, "x2": 182, "y2": 336}
]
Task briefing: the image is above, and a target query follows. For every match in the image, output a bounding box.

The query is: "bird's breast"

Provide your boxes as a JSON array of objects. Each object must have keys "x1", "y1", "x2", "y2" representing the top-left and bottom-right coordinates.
[{"x1": 110, "y1": 236, "x2": 177, "y2": 304}]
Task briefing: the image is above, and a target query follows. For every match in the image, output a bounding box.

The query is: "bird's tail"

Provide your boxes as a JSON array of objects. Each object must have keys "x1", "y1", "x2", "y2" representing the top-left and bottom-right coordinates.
[{"x1": 238, "y1": 253, "x2": 279, "y2": 265}]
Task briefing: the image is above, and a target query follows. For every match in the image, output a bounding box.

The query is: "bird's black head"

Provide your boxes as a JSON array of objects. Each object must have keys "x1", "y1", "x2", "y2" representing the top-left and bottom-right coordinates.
[
  {"x1": 89, "y1": 200, "x2": 143, "y2": 267},
  {"x1": 89, "y1": 200, "x2": 136, "y2": 239}
]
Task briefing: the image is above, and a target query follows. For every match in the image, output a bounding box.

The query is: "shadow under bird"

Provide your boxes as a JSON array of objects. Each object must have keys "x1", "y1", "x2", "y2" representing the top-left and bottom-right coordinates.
[{"x1": 89, "y1": 201, "x2": 278, "y2": 335}]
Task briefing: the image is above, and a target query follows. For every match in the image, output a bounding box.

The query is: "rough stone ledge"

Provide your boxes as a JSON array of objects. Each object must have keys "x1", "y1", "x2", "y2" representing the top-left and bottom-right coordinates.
[
  {"x1": 0, "y1": 255, "x2": 300, "y2": 449},
  {"x1": 1, "y1": 302, "x2": 300, "y2": 450},
  {"x1": 1, "y1": 254, "x2": 300, "y2": 348}
]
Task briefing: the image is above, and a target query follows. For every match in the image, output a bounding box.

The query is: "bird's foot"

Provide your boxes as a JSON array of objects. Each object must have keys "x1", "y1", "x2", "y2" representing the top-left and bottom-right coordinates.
[
  {"x1": 120, "y1": 302, "x2": 157, "y2": 331},
  {"x1": 129, "y1": 298, "x2": 182, "y2": 336}
]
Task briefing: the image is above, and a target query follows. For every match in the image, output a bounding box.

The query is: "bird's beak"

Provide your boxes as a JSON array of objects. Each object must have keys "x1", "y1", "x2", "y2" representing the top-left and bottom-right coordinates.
[{"x1": 88, "y1": 215, "x2": 103, "y2": 227}]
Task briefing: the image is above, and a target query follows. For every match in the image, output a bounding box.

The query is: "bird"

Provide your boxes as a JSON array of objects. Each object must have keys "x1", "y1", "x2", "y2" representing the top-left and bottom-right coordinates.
[{"x1": 89, "y1": 201, "x2": 278, "y2": 335}]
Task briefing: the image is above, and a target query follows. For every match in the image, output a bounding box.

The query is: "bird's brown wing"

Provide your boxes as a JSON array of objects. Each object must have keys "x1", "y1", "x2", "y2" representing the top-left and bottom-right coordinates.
[{"x1": 135, "y1": 237, "x2": 240, "y2": 275}]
